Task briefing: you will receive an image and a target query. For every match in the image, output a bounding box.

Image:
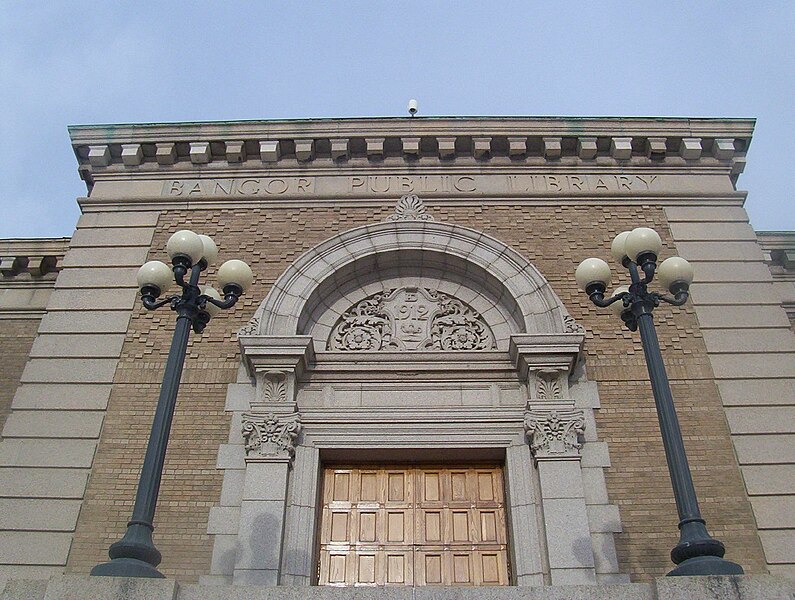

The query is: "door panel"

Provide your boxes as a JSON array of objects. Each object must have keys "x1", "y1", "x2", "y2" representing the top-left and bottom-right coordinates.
[{"x1": 318, "y1": 465, "x2": 509, "y2": 586}]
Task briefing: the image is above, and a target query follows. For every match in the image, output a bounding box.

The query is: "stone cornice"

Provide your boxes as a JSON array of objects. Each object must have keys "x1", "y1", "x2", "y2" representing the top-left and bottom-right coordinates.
[
  {"x1": 69, "y1": 116, "x2": 753, "y2": 187},
  {"x1": 0, "y1": 237, "x2": 70, "y2": 280}
]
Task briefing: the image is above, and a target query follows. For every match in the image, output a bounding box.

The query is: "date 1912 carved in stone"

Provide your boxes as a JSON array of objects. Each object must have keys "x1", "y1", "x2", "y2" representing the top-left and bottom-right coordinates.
[
  {"x1": 524, "y1": 410, "x2": 586, "y2": 459},
  {"x1": 328, "y1": 287, "x2": 495, "y2": 351},
  {"x1": 241, "y1": 412, "x2": 302, "y2": 461}
]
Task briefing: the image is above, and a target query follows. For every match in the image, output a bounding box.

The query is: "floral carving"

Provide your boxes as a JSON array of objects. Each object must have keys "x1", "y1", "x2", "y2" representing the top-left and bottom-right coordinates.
[
  {"x1": 238, "y1": 316, "x2": 260, "y2": 336},
  {"x1": 262, "y1": 371, "x2": 287, "y2": 403},
  {"x1": 241, "y1": 412, "x2": 302, "y2": 460},
  {"x1": 330, "y1": 290, "x2": 393, "y2": 351},
  {"x1": 563, "y1": 314, "x2": 585, "y2": 334},
  {"x1": 535, "y1": 370, "x2": 563, "y2": 400},
  {"x1": 328, "y1": 287, "x2": 494, "y2": 351},
  {"x1": 385, "y1": 194, "x2": 434, "y2": 222},
  {"x1": 524, "y1": 409, "x2": 586, "y2": 459}
]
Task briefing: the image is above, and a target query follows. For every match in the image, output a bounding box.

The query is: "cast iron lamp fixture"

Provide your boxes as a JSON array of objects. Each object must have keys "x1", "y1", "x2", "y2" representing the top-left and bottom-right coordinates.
[
  {"x1": 575, "y1": 227, "x2": 744, "y2": 577},
  {"x1": 91, "y1": 230, "x2": 253, "y2": 578}
]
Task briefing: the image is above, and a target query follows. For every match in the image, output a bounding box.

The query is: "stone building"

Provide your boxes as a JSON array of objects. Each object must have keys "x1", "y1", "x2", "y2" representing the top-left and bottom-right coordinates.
[{"x1": 0, "y1": 117, "x2": 794, "y2": 593}]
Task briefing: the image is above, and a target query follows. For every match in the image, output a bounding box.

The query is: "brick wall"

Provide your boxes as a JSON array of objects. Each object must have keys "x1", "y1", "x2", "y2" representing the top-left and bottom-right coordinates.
[
  {"x1": 66, "y1": 203, "x2": 767, "y2": 581},
  {"x1": 0, "y1": 319, "x2": 42, "y2": 433}
]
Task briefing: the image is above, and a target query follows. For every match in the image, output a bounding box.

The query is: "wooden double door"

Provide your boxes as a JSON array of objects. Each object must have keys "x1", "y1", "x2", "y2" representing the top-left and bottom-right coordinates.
[{"x1": 318, "y1": 465, "x2": 509, "y2": 586}]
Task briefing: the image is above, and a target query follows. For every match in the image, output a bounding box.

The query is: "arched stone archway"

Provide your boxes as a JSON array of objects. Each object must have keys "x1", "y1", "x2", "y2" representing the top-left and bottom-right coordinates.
[
  {"x1": 250, "y1": 218, "x2": 574, "y2": 340},
  {"x1": 206, "y1": 198, "x2": 624, "y2": 588}
]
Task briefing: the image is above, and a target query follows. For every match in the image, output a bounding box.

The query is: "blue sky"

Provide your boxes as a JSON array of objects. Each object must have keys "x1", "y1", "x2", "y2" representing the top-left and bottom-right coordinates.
[{"x1": 1, "y1": 2, "x2": 792, "y2": 238}]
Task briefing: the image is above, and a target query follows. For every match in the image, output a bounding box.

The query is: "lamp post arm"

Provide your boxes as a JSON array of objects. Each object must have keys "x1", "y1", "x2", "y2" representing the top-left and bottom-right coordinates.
[
  {"x1": 141, "y1": 295, "x2": 178, "y2": 311},
  {"x1": 203, "y1": 293, "x2": 240, "y2": 311},
  {"x1": 657, "y1": 291, "x2": 689, "y2": 306},
  {"x1": 589, "y1": 291, "x2": 627, "y2": 308}
]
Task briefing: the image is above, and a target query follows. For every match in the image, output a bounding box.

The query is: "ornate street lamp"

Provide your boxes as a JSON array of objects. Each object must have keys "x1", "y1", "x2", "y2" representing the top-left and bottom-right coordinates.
[
  {"x1": 92, "y1": 230, "x2": 253, "y2": 578},
  {"x1": 575, "y1": 227, "x2": 744, "y2": 576}
]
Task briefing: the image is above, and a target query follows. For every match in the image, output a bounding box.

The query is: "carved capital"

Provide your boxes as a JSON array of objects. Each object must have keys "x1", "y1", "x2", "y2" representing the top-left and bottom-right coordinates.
[
  {"x1": 241, "y1": 412, "x2": 302, "y2": 462},
  {"x1": 524, "y1": 409, "x2": 585, "y2": 459}
]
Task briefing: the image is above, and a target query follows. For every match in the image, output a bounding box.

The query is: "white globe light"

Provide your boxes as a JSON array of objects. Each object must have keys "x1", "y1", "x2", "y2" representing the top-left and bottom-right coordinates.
[
  {"x1": 198, "y1": 235, "x2": 219, "y2": 266},
  {"x1": 575, "y1": 258, "x2": 612, "y2": 291},
  {"x1": 166, "y1": 230, "x2": 204, "y2": 264},
  {"x1": 658, "y1": 256, "x2": 694, "y2": 291},
  {"x1": 201, "y1": 285, "x2": 222, "y2": 317},
  {"x1": 624, "y1": 227, "x2": 662, "y2": 262},
  {"x1": 136, "y1": 261, "x2": 172, "y2": 294},
  {"x1": 610, "y1": 285, "x2": 630, "y2": 316},
  {"x1": 217, "y1": 259, "x2": 254, "y2": 292},
  {"x1": 610, "y1": 231, "x2": 631, "y2": 264}
]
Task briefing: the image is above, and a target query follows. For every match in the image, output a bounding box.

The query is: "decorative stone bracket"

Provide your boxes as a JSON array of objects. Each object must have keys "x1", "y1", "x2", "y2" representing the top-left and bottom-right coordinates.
[
  {"x1": 509, "y1": 333, "x2": 584, "y2": 401},
  {"x1": 237, "y1": 335, "x2": 315, "y2": 411},
  {"x1": 241, "y1": 411, "x2": 302, "y2": 463},
  {"x1": 524, "y1": 409, "x2": 586, "y2": 459}
]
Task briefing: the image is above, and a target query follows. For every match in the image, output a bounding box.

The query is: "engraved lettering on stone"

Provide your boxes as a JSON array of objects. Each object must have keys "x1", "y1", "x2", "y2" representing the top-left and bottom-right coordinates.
[
  {"x1": 328, "y1": 287, "x2": 494, "y2": 351},
  {"x1": 241, "y1": 412, "x2": 302, "y2": 459},
  {"x1": 385, "y1": 194, "x2": 434, "y2": 222},
  {"x1": 563, "y1": 314, "x2": 585, "y2": 334},
  {"x1": 525, "y1": 410, "x2": 586, "y2": 458},
  {"x1": 535, "y1": 370, "x2": 563, "y2": 400},
  {"x1": 238, "y1": 316, "x2": 260, "y2": 336}
]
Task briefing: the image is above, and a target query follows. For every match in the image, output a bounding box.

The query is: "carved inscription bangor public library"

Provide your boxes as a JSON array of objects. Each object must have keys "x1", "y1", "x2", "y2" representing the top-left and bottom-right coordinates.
[{"x1": 162, "y1": 174, "x2": 662, "y2": 197}]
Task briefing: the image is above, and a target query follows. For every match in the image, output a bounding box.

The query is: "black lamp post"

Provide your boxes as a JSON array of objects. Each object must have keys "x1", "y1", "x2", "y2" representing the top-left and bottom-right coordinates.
[
  {"x1": 575, "y1": 227, "x2": 744, "y2": 577},
  {"x1": 91, "y1": 230, "x2": 254, "y2": 578}
]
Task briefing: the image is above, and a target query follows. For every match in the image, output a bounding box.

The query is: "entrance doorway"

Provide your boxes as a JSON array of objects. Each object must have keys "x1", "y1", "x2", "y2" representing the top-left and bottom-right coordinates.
[{"x1": 318, "y1": 465, "x2": 510, "y2": 586}]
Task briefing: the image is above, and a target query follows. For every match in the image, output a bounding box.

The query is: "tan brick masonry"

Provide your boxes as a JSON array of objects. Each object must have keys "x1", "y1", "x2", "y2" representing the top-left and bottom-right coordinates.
[{"x1": 65, "y1": 203, "x2": 767, "y2": 582}]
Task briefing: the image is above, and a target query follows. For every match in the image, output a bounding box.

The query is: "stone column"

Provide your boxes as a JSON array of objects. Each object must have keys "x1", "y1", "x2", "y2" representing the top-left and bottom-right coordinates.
[
  {"x1": 525, "y1": 409, "x2": 596, "y2": 585},
  {"x1": 233, "y1": 411, "x2": 301, "y2": 585},
  {"x1": 504, "y1": 441, "x2": 546, "y2": 586}
]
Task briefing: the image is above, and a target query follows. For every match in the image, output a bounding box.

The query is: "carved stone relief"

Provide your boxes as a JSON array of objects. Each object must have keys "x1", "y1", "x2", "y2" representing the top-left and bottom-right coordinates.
[
  {"x1": 241, "y1": 412, "x2": 302, "y2": 461},
  {"x1": 563, "y1": 314, "x2": 585, "y2": 334},
  {"x1": 385, "y1": 194, "x2": 434, "y2": 222},
  {"x1": 524, "y1": 409, "x2": 586, "y2": 459},
  {"x1": 238, "y1": 315, "x2": 260, "y2": 337},
  {"x1": 328, "y1": 286, "x2": 495, "y2": 351},
  {"x1": 535, "y1": 370, "x2": 565, "y2": 400}
]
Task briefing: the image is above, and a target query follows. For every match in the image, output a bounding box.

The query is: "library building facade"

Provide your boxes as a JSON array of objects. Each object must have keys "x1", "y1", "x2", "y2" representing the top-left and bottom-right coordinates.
[{"x1": 0, "y1": 116, "x2": 794, "y2": 598}]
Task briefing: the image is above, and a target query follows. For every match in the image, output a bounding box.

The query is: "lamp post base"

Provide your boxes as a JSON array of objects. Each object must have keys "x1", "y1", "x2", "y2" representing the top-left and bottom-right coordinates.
[
  {"x1": 668, "y1": 555, "x2": 744, "y2": 577},
  {"x1": 90, "y1": 557, "x2": 165, "y2": 578}
]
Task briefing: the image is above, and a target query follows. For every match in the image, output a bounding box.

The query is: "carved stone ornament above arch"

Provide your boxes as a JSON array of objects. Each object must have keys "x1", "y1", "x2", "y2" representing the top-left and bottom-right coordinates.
[{"x1": 249, "y1": 210, "x2": 576, "y2": 347}]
